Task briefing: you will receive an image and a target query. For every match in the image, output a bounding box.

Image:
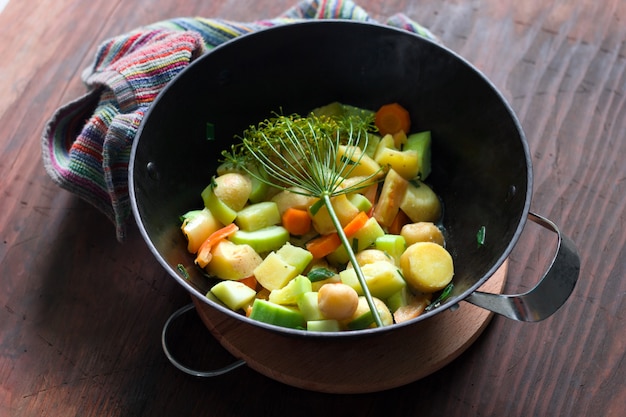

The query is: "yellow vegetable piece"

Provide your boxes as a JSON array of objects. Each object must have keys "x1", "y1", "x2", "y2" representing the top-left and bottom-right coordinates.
[
  {"x1": 317, "y1": 283, "x2": 359, "y2": 321},
  {"x1": 254, "y1": 252, "x2": 297, "y2": 291},
  {"x1": 375, "y1": 147, "x2": 420, "y2": 180},
  {"x1": 310, "y1": 193, "x2": 360, "y2": 235},
  {"x1": 339, "y1": 260, "x2": 406, "y2": 300},
  {"x1": 373, "y1": 168, "x2": 409, "y2": 227},
  {"x1": 400, "y1": 242, "x2": 454, "y2": 293},
  {"x1": 336, "y1": 145, "x2": 383, "y2": 179},
  {"x1": 181, "y1": 208, "x2": 222, "y2": 254},
  {"x1": 205, "y1": 240, "x2": 262, "y2": 280},
  {"x1": 212, "y1": 172, "x2": 251, "y2": 211},
  {"x1": 399, "y1": 180, "x2": 442, "y2": 223}
]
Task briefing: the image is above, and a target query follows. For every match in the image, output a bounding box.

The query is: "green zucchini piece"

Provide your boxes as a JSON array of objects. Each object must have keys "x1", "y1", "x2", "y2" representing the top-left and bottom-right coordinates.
[{"x1": 249, "y1": 299, "x2": 305, "y2": 329}]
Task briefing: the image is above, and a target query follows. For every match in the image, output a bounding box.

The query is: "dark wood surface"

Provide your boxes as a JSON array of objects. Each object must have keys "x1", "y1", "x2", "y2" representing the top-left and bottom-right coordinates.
[{"x1": 1, "y1": 0, "x2": 624, "y2": 415}]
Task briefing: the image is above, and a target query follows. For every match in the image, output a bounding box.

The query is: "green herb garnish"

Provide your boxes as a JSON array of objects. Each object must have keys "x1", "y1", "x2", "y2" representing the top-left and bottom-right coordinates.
[
  {"x1": 307, "y1": 267, "x2": 337, "y2": 282},
  {"x1": 476, "y1": 225, "x2": 486, "y2": 247},
  {"x1": 425, "y1": 282, "x2": 454, "y2": 312},
  {"x1": 177, "y1": 263, "x2": 191, "y2": 280},
  {"x1": 222, "y1": 111, "x2": 385, "y2": 327},
  {"x1": 206, "y1": 122, "x2": 215, "y2": 141}
]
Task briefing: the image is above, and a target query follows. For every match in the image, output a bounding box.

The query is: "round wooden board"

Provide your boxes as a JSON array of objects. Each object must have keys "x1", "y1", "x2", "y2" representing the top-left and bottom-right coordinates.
[{"x1": 193, "y1": 261, "x2": 508, "y2": 394}]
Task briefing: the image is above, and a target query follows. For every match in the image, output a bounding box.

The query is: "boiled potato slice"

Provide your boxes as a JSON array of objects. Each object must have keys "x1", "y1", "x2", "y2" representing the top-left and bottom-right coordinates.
[
  {"x1": 399, "y1": 181, "x2": 441, "y2": 223},
  {"x1": 400, "y1": 242, "x2": 454, "y2": 293}
]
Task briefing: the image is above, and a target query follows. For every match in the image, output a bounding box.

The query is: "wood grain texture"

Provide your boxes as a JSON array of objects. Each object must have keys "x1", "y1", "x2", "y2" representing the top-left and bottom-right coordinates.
[{"x1": 0, "y1": 0, "x2": 624, "y2": 416}]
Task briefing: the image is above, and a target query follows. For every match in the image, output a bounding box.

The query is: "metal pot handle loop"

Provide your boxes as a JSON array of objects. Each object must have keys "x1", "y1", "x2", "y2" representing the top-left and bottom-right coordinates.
[
  {"x1": 162, "y1": 303, "x2": 246, "y2": 377},
  {"x1": 465, "y1": 212, "x2": 580, "y2": 322}
]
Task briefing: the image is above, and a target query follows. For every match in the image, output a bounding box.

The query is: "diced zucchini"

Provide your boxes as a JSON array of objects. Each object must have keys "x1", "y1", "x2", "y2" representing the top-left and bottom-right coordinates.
[
  {"x1": 268, "y1": 275, "x2": 312, "y2": 305},
  {"x1": 307, "y1": 319, "x2": 341, "y2": 332},
  {"x1": 235, "y1": 201, "x2": 281, "y2": 231},
  {"x1": 210, "y1": 280, "x2": 257, "y2": 311},
  {"x1": 327, "y1": 217, "x2": 385, "y2": 265},
  {"x1": 229, "y1": 225, "x2": 289, "y2": 254},
  {"x1": 386, "y1": 286, "x2": 414, "y2": 313},
  {"x1": 201, "y1": 183, "x2": 238, "y2": 225},
  {"x1": 404, "y1": 131, "x2": 432, "y2": 180},
  {"x1": 297, "y1": 291, "x2": 324, "y2": 321},
  {"x1": 348, "y1": 193, "x2": 373, "y2": 213},
  {"x1": 275, "y1": 242, "x2": 313, "y2": 274},
  {"x1": 375, "y1": 234, "x2": 406, "y2": 264},
  {"x1": 249, "y1": 299, "x2": 305, "y2": 329},
  {"x1": 346, "y1": 310, "x2": 375, "y2": 330},
  {"x1": 373, "y1": 133, "x2": 395, "y2": 160}
]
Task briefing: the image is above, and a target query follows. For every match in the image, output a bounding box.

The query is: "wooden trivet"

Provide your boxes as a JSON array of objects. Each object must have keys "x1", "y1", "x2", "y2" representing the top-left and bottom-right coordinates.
[{"x1": 193, "y1": 260, "x2": 508, "y2": 393}]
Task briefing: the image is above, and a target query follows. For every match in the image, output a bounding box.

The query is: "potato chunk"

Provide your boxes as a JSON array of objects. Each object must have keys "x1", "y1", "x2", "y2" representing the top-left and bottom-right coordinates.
[
  {"x1": 213, "y1": 173, "x2": 252, "y2": 211},
  {"x1": 400, "y1": 242, "x2": 454, "y2": 293},
  {"x1": 400, "y1": 222, "x2": 445, "y2": 246},
  {"x1": 206, "y1": 240, "x2": 262, "y2": 280}
]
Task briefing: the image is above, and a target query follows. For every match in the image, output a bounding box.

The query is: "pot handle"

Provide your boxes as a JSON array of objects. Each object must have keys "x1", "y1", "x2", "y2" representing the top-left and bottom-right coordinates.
[
  {"x1": 161, "y1": 303, "x2": 246, "y2": 377},
  {"x1": 464, "y1": 212, "x2": 580, "y2": 321}
]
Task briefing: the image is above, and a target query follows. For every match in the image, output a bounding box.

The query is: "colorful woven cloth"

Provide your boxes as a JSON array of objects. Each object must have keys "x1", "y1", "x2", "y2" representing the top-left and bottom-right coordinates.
[{"x1": 41, "y1": 0, "x2": 437, "y2": 241}]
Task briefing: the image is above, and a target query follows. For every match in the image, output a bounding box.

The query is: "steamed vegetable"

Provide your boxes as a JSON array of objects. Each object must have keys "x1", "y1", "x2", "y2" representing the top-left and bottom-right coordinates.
[
  {"x1": 375, "y1": 102, "x2": 411, "y2": 136},
  {"x1": 179, "y1": 102, "x2": 455, "y2": 332}
]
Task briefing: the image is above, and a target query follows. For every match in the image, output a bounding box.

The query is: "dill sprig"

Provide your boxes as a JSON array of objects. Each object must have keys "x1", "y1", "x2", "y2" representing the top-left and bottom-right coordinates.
[{"x1": 222, "y1": 110, "x2": 386, "y2": 328}]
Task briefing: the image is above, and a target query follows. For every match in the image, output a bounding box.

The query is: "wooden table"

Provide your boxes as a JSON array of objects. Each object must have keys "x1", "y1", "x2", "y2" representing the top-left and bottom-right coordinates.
[{"x1": 1, "y1": 0, "x2": 624, "y2": 415}]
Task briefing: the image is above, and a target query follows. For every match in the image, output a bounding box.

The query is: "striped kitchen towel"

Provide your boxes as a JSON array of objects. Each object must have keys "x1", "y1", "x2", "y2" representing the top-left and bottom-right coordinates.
[{"x1": 41, "y1": 0, "x2": 437, "y2": 241}]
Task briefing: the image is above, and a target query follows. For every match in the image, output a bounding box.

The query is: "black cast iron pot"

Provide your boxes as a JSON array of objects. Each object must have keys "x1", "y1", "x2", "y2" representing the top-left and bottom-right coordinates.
[{"x1": 129, "y1": 20, "x2": 580, "y2": 390}]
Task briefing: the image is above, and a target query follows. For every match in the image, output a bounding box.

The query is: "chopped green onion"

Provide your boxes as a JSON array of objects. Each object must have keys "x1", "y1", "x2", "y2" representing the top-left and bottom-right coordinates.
[
  {"x1": 476, "y1": 226, "x2": 486, "y2": 247},
  {"x1": 206, "y1": 122, "x2": 215, "y2": 141},
  {"x1": 425, "y1": 282, "x2": 454, "y2": 312},
  {"x1": 177, "y1": 264, "x2": 190, "y2": 280}
]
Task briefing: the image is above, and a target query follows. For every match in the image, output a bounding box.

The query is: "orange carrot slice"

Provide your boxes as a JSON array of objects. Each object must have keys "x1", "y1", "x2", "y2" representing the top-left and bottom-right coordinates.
[
  {"x1": 195, "y1": 223, "x2": 239, "y2": 268},
  {"x1": 281, "y1": 207, "x2": 312, "y2": 236},
  {"x1": 306, "y1": 211, "x2": 370, "y2": 258},
  {"x1": 306, "y1": 233, "x2": 342, "y2": 259},
  {"x1": 375, "y1": 103, "x2": 411, "y2": 136}
]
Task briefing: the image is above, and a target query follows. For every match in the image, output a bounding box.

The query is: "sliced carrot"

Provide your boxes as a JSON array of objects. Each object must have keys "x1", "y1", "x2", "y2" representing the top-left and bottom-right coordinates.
[
  {"x1": 306, "y1": 211, "x2": 370, "y2": 258},
  {"x1": 375, "y1": 103, "x2": 411, "y2": 136},
  {"x1": 343, "y1": 211, "x2": 369, "y2": 238},
  {"x1": 195, "y1": 222, "x2": 239, "y2": 268},
  {"x1": 239, "y1": 275, "x2": 258, "y2": 290},
  {"x1": 388, "y1": 209, "x2": 411, "y2": 235},
  {"x1": 281, "y1": 207, "x2": 312, "y2": 236},
  {"x1": 306, "y1": 233, "x2": 342, "y2": 259}
]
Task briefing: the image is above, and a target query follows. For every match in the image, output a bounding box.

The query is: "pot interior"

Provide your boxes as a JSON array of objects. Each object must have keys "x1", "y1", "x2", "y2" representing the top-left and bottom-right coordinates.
[{"x1": 130, "y1": 20, "x2": 532, "y2": 335}]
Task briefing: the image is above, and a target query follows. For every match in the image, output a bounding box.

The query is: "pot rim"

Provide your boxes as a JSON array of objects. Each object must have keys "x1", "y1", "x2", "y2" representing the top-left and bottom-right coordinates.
[{"x1": 129, "y1": 19, "x2": 533, "y2": 338}]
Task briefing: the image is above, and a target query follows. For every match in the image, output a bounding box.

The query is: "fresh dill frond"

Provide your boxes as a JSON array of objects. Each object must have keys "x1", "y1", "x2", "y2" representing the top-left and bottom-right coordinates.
[{"x1": 223, "y1": 109, "x2": 386, "y2": 327}]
